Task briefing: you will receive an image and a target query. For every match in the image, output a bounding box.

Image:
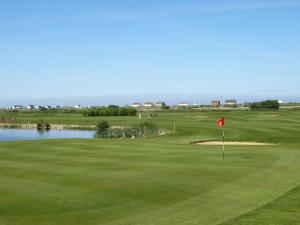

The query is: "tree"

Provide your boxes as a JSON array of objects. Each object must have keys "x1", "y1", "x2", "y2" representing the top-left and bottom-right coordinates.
[
  {"x1": 161, "y1": 103, "x2": 170, "y2": 110},
  {"x1": 96, "y1": 120, "x2": 110, "y2": 133}
]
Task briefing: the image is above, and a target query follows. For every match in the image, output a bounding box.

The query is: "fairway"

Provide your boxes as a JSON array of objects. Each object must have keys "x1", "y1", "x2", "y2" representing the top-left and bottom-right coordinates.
[{"x1": 1, "y1": 110, "x2": 300, "y2": 225}]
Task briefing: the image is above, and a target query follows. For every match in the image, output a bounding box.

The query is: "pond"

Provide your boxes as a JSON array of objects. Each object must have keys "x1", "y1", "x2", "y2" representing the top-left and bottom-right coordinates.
[{"x1": 0, "y1": 128, "x2": 95, "y2": 142}]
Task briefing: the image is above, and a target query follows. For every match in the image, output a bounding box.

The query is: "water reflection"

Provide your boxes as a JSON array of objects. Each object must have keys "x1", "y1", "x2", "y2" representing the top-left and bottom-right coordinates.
[
  {"x1": 37, "y1": 129, "x2": 50, "y2": 135},
  {"x1": 0, "y1": 128, "x2": 94, "y2": 142}
]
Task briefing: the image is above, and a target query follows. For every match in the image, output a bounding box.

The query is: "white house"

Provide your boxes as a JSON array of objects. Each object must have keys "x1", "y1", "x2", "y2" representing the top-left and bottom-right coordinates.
[
  {"x1": 36, "y1": 105, "x2": 47, "y2": 110},
  {"x1": 132, "y1": 103, "x2": 142, "y2": 108},
  {"x1": 144, "y1": 102, "x2": 154, "y2": 108},
  {"x1": 178, "y1": 102, "x2": 189, "y2": 107}
]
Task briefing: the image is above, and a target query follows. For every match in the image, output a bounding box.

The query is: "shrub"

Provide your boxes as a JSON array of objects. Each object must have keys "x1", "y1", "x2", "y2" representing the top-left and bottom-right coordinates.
[
  {"x1": 94, "y1": 122, "x2": 159, "y2": 139},
  {"x1": 36, "y1": 120, "x2": 51, "y2": 130},
  {"x1": 134, "y1": 122, "x2": 158, "y2": 136}
]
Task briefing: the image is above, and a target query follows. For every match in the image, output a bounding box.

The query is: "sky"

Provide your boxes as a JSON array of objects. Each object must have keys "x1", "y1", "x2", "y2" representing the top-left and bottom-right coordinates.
[{"x1": 0, "y1": 0, "x2": 300, "y2": 106}]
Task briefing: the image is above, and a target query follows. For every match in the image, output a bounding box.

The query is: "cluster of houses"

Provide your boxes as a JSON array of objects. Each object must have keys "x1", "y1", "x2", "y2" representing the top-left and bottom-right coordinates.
[
  {"x1": 4, "y1": 105, "x2": 61, "y2": 110},
  {"x1": 132, "y1": 99, "x2": 238, "y2": 108},
  {"x1": 1, "y1": 99, "x2": 240, "y2": 111},
  {"x1": 211, "y1": 99, "x2": 238, "y2": 107},
  {"x1": 132, "y1": 102, "x2": 166, "y2": 108},
  {"x1": 2, "y1": 104, "x2": 86, "y2": 111}
]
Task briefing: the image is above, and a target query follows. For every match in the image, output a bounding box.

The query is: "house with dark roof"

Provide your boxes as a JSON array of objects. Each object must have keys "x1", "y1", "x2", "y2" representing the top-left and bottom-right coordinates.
[
  {"x1": 211, "y1": 100, "x2": 221, "y2": 107},
  {"x1": 224, "y1": 99, "x2": 237, "y2": 107},
  {"x1": 12, "y1": 105, "x2": 23, "y2": 110},
  {"x1": 27, "y1": 105, "x2": 34, "y2": 110}
]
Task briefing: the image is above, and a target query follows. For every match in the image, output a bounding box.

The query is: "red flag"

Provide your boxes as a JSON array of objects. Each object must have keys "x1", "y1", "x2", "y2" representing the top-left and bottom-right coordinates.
[{"x1": 217, "y1": 117, "x2": 224, "y2": 127}]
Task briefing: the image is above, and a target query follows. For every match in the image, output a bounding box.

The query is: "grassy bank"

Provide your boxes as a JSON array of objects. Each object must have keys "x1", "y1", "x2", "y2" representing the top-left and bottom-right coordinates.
[{"x1": 0, "y1": 109, "x2": 300, "y2": 225}]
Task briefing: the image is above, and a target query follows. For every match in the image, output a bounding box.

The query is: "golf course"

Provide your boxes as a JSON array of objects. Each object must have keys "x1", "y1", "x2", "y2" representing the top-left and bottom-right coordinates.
[{"x1": 0, "y1": 109, "x2": 300, "y2": 225}]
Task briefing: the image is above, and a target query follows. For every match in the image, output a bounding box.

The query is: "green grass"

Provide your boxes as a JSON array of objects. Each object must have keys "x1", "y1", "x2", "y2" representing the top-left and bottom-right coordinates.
[
  {"x1": 220, "y1": 185, "x2": 300, "y2": 225},
  {"x1": 1, "y1": 110, "x2": 300, "y2": 225}
]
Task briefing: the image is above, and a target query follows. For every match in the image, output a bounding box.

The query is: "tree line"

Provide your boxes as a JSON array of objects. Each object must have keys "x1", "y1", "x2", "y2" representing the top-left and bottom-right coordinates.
[
  {"x1": 249, "y1": 100, "x2": 279, "y2": 110},
  {"x1": 81, "y1": 106, "x2": 137, "y2": 117}
]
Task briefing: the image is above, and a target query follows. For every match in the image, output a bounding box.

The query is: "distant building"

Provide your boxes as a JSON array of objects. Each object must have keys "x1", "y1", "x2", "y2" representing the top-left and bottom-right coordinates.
[
  {"x1": 132, "y1": 103, "x2": 142, "y2": 108},
  {"x1": 27, "y1": 105, "x2": 34, "y2": 110},
  {"x1": 74, "y1": 104, "x2": 82, "y2": 109},
  {"x1": 144, "y1": 102, "x2": 154, "y2": 108},
  {"x1": 63, "y1": 106, "x2": 75, "y2": 109},
  {"x1": 55, "y1": 105, "x2": 61, "y2": 109},
  {"x1": 45, "y1": 105, "x2": 52, "y2": 109},
  {"x1": 224, "y1": 99, "x2": 237, "y2": 107},
  {"x1": 12, "y1": 105, "x2": 23, "y2": 110},
  {"x1": 211, "y1": 100, "x2": 221, "y2": 107},
  {"x1": 178, "y1": 102, "x2": 189, "y2": 107},
  {"x1": 155, "y1": 102, "x2": 166, "y2": 108},
  {"x1": 244, "y1": 102, "x2": 251, "y2": 107},
  {"x1": 36, "y1": 105, "x2": 48, "y2": 111}
]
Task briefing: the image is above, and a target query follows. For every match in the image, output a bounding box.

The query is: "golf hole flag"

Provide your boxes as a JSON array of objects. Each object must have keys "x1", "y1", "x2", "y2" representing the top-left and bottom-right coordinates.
[
  {"x1": 217, "y1": 117, "x2": 225, "y2": 127},
  {"x1": 217, "y1": 117, "x2": 225, "y2": 160}
]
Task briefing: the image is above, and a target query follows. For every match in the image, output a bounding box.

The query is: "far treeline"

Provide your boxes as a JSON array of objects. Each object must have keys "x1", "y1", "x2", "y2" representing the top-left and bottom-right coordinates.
[
  {"x1": 81, "y1": 106, "x2": 137, "y2": 117},
  {"x1": 249, "y1": 100, "x2": 279, "y2": 110}
]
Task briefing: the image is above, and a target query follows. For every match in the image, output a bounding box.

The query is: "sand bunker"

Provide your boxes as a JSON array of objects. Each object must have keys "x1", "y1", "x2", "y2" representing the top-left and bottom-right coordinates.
[{"x1": 196, "y1": 141, "x2": 274, "y2": 146}]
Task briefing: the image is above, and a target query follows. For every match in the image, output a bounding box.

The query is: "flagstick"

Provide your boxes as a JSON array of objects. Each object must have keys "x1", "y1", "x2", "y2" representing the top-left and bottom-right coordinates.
[{"x1": 222, "y1": 126, "x2": 225, "y2": 160}]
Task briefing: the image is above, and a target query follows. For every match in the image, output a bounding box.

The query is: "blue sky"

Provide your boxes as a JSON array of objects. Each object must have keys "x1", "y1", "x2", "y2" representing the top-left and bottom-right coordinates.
[{"x1": 0, "y1": 0, "x2": 300, "y2": 105}]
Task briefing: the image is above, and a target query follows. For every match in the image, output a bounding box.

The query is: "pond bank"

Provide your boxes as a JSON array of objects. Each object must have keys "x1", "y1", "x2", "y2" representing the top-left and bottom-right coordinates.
[
  {"x1": 0, "y1": 123, "x2": 96, "y2": 130},
  {"x1": 0, "y1": 123, "x2": 169, "y2": 139}
]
